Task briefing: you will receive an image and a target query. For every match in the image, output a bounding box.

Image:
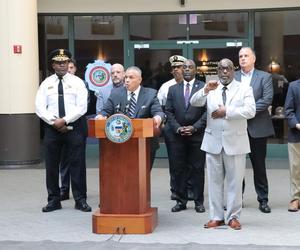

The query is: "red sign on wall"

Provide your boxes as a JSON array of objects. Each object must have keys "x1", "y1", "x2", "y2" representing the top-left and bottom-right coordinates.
[{"x1": 13, "y1": 45, "x2": 22, "y2": 54}]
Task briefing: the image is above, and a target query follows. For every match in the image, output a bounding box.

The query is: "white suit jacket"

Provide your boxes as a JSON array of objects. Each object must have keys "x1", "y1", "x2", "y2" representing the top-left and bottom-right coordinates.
[{"x1": 190, "y1": 79, "x2": 256, "y2": 155}]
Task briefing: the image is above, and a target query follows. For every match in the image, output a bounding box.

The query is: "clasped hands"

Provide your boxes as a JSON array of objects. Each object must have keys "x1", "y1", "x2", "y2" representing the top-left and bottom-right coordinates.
[
  {"x1": 52, "y1": 118, "x2": 68, "y2": 133},
  {"x1": 177, "y1": 126, "x2": 195, "y2": 136}
]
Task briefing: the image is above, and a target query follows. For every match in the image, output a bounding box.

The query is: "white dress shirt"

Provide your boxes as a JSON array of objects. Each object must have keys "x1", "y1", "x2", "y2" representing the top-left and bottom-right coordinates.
[
  {"x1": 35, "y1": 73, "x2": 88, "y2": 125},
  {"x1": 240, "y1": 68, "x2": 254, "y2": 86},
  {"x1": 127, "y1": 85, "x2": 141, "y2": 101}
]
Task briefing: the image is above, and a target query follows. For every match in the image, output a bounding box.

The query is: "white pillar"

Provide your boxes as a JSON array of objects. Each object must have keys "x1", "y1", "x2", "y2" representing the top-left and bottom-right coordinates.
[{"x1": 0, "y1": 0, "x2": 41, "y2": 166}]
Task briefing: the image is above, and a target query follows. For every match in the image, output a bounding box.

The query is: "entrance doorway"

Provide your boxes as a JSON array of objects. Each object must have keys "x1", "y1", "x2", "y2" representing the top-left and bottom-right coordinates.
[{"x1": 130, "y1": 40, "x2": 247, "y2": 89}]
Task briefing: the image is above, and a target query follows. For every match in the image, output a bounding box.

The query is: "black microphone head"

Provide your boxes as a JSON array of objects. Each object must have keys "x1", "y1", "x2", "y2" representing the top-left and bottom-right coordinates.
[
  {"x1": 115, "y1": 103, "x2": 120, "y2": 113},
  {"x1": 124, "y1": 101, "x2": 130, "y2": 115}
]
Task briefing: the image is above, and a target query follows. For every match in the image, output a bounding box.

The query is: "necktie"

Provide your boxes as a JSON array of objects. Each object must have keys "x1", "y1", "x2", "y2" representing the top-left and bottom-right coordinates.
[
  {"x1": 184, "y1": 82, "x2": 190, "y2": 108},
  {"x1": 58, "y1": 76, "x2": 66, "y2": 118},
  {"x1": 128, "y1": 92, "x2": 136, "y2": 118},
  {"x1": 222, "y1": 86, "x2": 227, "y2": 105}
]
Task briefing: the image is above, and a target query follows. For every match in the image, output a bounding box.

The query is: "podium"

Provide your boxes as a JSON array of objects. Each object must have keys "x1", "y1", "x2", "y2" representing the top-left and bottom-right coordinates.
[{"x1": 88, "y1": 118, "x2": 157, "y2": 234}]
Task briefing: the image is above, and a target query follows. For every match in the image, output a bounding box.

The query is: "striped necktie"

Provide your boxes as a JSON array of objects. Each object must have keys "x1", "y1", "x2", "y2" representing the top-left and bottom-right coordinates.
[{"x1": 128, "y1": 92, "x2": 136, "y2": 118}]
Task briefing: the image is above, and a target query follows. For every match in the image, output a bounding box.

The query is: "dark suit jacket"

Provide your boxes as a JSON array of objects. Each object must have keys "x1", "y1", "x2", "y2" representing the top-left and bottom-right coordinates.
[
  {"x1": 101, "y1": 86, "x2": 165, "y2": 120},
  {"x1": 165, "y1": 79, "x2": 206, "y2": 142},
  {"x1": 284, "y1": 80, "x2": 300, "y2": 143},
  {"x1": 235, "y1": 69, "x2": 274, "y2": 138}
]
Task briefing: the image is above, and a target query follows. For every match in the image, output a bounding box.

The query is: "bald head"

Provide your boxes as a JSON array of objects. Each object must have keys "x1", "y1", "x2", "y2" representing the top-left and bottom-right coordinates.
[{"x1": 111, "y1": 63, "x2": 125, "y2": 86}]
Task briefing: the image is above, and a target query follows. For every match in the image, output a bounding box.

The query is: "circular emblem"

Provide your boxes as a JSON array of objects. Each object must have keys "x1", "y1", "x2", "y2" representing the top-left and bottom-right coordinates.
[
  {"x1": 105, "y1": 114, "x2": 134, "y2": 143},
  {"x1": 89, "y1": 66, "x2": 110, "y2": 87},
  {"x1": 85, "y1": 60, "x2": 112, "y2": 91}
]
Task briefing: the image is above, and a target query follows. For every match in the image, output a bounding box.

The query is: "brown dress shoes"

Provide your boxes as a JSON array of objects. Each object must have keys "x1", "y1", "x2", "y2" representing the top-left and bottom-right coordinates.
[
  {"x1": 228, "y1": 218, "x2": 242, "y2": 230},
  {"x1": 204, "y1": 220, "x2": 225, "y2": 228},
  {"x1": 288, "y1": 199, "x2": 300, "y2": 212}
]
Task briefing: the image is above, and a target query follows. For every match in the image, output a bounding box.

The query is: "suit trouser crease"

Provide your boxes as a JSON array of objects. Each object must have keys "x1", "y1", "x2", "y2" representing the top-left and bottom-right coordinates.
[
  {"x1": 168, "y1": 137, "x2": 205, "y2": 205},
  {"x1": 288, "y1": 143, "x2": 300, "y2": 200},
  {"x1": 60, "y1": 145, "x2": 71, "y2": 193},
  {"x1": 248, "y1": 136, "x2": 269, "y2": 203},
  {"x1": 206, "y1": 151, "x2": 245, "y2": 222}
]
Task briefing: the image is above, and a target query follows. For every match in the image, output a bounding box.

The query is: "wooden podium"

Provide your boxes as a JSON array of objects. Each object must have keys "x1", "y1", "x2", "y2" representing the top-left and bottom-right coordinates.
[{"x1": 88, "y1": 118, "x2": 157, "y2": 234}]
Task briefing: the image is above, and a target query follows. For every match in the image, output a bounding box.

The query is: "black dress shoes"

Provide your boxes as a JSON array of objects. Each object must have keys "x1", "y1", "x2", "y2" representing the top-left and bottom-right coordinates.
[
  {"x1": 60, "y1": 192, "x2": 69, "y2": 201},
  {"x1": 195, "y1": 204, "x2": 205, "y2": 213},
  {"x1": 42, "y1": 202, "x2": 62, "y2": 212},
  {"x1": 259, "y1": 202, "x2": 271, "y2": 213},
  {"x1": 75, "y1": 199, "x2": 92, "y2": 212},
  {"x1": 171, "y1": 202, "x2": 187, "y2": 212}
]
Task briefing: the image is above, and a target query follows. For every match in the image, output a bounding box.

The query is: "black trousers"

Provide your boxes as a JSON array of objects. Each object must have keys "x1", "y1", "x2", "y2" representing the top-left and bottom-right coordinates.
[
  {"x1": 44, "y1": 118, "x2": 87, "y2": 203},
  {"x1": 248, "y1": 135, "x2": 269, "y2": 203},
  {"x1": 59, "y1": 146, "x2": 70, "y2": 194},
  {"x1": 168, "y1": 137, "x2": 205, "y2": 205}
]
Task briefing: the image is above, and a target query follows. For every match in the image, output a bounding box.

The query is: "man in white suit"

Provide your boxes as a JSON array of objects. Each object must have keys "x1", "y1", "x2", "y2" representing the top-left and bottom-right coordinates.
[{"x1": 190, "y1": 58, "x2": 256, "y2": 230}]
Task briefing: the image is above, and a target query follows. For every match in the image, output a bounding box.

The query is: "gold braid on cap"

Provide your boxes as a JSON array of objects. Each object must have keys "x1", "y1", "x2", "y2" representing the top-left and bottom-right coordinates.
[{"x1": 52, "y1": 49, "x2": 70, "y2": 62}]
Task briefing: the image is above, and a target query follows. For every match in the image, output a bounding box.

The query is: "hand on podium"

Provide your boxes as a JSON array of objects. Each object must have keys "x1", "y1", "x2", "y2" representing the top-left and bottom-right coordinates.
[
  {"x1": 95, "y1": 114, "x2": 107, "y2": 120},
  {"x1": 153, "y1": 115, "x2": 162, "y2": 137}
]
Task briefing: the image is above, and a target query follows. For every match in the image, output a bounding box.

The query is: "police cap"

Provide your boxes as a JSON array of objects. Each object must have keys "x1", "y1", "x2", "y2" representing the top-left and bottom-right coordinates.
[{"x1": 49, "y1": 49, "x2": 72, "y2": 62}]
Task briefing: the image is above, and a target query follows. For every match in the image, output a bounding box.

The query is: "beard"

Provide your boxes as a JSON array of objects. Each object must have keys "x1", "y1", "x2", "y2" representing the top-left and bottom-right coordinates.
[{"x1": 219, "y1": 77, "x2": 232, "y2": 86}]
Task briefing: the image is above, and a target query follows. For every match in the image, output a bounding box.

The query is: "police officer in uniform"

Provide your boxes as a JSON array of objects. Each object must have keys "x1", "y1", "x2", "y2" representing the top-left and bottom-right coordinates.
[{"x1": 36, "y1": 49, "x2": 91, "y2": 212}]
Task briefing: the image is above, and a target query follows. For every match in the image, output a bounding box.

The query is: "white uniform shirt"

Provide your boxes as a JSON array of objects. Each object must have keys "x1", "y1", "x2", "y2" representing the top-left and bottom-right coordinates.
[
  {"x1": 157, "y1": 78, "x2": 177, "y2": 106},
  {"x1": 35, "y1": 73, "x2": 88, "y2": 125}
]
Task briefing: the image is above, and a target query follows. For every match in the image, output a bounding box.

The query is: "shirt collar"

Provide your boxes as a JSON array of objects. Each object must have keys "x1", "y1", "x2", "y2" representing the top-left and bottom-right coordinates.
[
  {"x1": 127, "y1": 85, "x2": 141, "y2": 100},
  {"x1": 184, "y1": 78, "x2": 195, "y2": 87},
  {"x1": 241, "y1": 68, "x2": 254, "y2": 77}
]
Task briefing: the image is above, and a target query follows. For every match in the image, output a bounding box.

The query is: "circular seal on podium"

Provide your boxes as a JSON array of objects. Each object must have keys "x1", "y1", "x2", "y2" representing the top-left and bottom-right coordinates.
[{"x1": 105, "y1": 114, "x2": 133, "y2": 143}]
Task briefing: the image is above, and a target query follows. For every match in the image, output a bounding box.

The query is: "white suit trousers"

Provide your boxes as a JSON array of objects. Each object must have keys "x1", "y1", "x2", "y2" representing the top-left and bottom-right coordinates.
[{"x1": 206, "y1": 151, "x2": 246, "y2": 222}]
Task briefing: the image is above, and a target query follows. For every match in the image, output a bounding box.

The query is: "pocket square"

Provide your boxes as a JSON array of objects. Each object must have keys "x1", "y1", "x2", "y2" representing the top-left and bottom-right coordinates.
[{"x1": 141, "y1": 105, "x2": 147, "y2": 109}]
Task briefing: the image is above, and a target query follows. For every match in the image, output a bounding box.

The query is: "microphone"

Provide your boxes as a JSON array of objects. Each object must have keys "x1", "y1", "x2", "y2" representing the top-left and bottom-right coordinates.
[
  {"x1": 124, "y1": 101, "x2": 130, "y2": 116},
  {"x1": 115, "y1": 104, "x2": 121, "y2": 113}
]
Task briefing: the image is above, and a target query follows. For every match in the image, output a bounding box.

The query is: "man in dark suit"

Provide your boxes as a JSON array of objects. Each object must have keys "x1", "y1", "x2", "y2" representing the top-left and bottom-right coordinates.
[
  {"x1": 165, "y1": 59, "x2": 206, "y2": 213},
  {"x1": 284, "y1": 79, "x2": 300, "y2": 212},
  {"x1": 97, "y1": 66, "x2": 165, "y2": 168},
  {"x1": 235, "y1": 47, "x2": 274, "y2": 213}
]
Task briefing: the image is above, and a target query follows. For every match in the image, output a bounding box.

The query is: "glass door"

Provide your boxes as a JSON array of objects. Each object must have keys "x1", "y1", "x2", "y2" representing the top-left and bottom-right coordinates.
[
  {"x1": 188, "y1": 39, "x2": 249, "y2": 82},
  {"x1": 129, "y1": 41, "x2": 187, "y2": 90}
]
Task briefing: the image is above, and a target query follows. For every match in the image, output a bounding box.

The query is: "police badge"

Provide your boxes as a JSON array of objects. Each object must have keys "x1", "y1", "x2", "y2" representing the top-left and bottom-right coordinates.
[{"x1": 105, "y1": 114, "x2": 133, "y2": 143}]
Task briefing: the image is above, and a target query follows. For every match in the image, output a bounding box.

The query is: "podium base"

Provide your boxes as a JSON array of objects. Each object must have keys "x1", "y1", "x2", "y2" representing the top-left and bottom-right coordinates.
[{"x1": 92, "y1": 207, "x2": 158, "y2": 234}]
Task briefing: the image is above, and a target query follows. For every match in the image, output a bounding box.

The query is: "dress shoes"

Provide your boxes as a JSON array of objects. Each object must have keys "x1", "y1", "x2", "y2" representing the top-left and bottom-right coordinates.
[
  {"x1": 75, "y1": 199, "x2": 92, "y2": 212},
  {"x1": 259, "y1": 202, "x2": 271, "y2": 213},
  {"x1": 42, "y1": 202, "x2": 62, "y2": 212},
  {"x1": 288, "y1": 199, "x2": 300, "y2": 212},
  {"x1": 204, "y1": 220, "x2": 225, "y2": 229},
  {"x1": 195, "y1": 204, "x2": 205, "y2": 213},
  {"x1": 171, "y1": 203, "x2": 187, "y2": 212},
  {"x1": 60, "y1": 192, "x2": 69, "y2": 201},
  {"x1": 228, "y1": 218, "x2": 242, "y2": 230}
]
